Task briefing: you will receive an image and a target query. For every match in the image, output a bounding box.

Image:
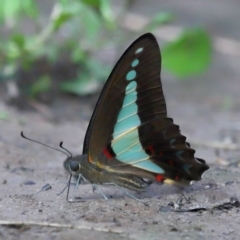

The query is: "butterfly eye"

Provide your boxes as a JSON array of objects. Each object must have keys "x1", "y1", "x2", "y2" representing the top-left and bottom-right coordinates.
[{"x1": 69, "y1": 160, "x2": 80, "y2": 172}]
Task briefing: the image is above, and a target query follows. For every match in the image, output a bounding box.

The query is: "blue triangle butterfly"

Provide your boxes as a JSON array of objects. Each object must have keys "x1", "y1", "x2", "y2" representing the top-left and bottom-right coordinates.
[{"x1": 64, "y1": 33, "x2": 209, "y2": 197}]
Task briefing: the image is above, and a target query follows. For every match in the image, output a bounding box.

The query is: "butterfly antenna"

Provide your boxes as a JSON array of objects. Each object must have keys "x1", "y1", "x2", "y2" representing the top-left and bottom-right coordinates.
[
  {"x1": 59, "y1": 142, "x2": 72, "y2": 159},
  {"x1": 20, "y1": 131, "x2": 70, "y2": 158}
]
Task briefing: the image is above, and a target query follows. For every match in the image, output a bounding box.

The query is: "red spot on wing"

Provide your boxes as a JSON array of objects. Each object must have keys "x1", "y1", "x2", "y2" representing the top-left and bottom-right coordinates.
[
  {"x1": 155, "y1": 174, "x2": 165, "y2": 182},
  {"x1": 175, "y1": 175, "x2": 179, "y2": 181},
  {"x1": 103, "y1": 147, "x2": 113, "y2": 160},
  {"x1": 148, "y1": 145, "x2": 154, "y2": 152},
  {"x1": 146, "y1": 146, "x2": 154, "y2": 155},
  {"x1": 169, "y1": 160, "x2": 174, "y2": 166}
]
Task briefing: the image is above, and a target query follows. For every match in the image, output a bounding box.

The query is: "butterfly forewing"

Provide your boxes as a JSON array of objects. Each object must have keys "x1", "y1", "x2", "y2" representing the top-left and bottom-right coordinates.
[{"x1": 84, "y1": 34, "x2": 166, "y2": 161}]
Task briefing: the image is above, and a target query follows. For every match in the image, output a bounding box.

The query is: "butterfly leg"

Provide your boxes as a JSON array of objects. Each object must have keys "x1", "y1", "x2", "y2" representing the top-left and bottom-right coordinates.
[
  {"x1": 92, "y1": 184, "x2": 108, "y2": 201},
  {"x1": 57, "y1": 180, "x2": 80, "y2": 196},
  {"x1": 75, "y1": 174, "x2": 83, "y2": 189},
  {"x1": 73, "y1": 174, "x2": 84, "y2": 199}
]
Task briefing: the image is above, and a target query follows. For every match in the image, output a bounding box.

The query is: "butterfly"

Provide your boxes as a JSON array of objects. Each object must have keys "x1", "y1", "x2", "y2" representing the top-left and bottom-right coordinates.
[{"x1": 64, "y1": 33, "x2": 209, "y2": 197}]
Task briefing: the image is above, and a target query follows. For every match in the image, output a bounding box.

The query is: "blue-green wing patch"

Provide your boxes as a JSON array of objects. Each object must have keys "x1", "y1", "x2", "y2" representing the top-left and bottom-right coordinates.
[{"x1": 111, "y1": 60, "x2": 164, "y2": 174}]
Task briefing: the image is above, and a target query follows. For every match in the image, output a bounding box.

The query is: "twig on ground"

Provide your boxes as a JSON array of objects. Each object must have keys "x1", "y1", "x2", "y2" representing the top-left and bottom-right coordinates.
[{"x1": 0, "y1": 220, "x2": 123, "y2": 233}]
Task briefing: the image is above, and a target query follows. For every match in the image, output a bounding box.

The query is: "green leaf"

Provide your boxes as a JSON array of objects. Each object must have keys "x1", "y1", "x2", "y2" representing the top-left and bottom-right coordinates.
[
  {"x1": 1, "y1": 0, "x2": 21, "y2": 23},
  {"x1": 79, "y1": 4, "x2": 101, "y2": 41},
  {"x1": 145, "y1": 12, "x2": 174, "y2": 31},
  {"x1": 29, "y1": 75, "x2": 51, "y2": 98},
  {"x1": 6, "y1": 34, "x2": 33, "y2": 60},
  {"x1": 77, "y1": 0, "x2": 115, "y2": 29},
  {"x1": 81, "y1": 0, "x2": 101, "y2": 7},
  {"x1": 162, "y1": 29, "x2": 212, "y2": 78},
  {"x1": 61, "y1": 72, "x2": 100, "y2": 95},
  {"x1": 6, "y1": 41, "x2": 21, "y2": 59},
  {"x1": 11, "y1": 34, "x2": 25, "y2": 50},
  {"x1": 0, "y1": 0, "x2": 38, "y2": 24},
  {"x1": 71, "y1": 48, "x2": 87, "y2": 63},
  {"x1": 52, "y1": 11, "x2": 74, "y2": 32},
  {"x1": 21, "y1": 0, "x2": 38, "y2": 18},
  {"x1": 99, "y1": 0, "x2": 116, "y2": 29}
]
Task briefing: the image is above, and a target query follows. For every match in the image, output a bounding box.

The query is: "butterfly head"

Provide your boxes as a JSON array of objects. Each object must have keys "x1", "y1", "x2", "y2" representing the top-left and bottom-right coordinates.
[{"x1": 63, "y1": 155, "x2": 87, "y2": 177}]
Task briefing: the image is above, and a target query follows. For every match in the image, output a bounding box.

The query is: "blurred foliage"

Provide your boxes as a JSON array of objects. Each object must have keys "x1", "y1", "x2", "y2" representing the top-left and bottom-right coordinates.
[
  {"x1": 162, "y1": 29, "x2": 211, "y2": 78},
  {"x1": 0, "y1": 0, "x2": 212, "y2": 98},
  {"x1": 0, "y1": 110, "x2": 9, "y2": 120},
  {"x1": 29, "y1": 75, "x2": 51, "y2": 98}
]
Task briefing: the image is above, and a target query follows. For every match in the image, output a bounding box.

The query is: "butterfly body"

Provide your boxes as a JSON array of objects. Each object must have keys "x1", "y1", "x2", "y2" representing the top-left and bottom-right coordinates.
[
  {"x1": 64, "y1": 155, "x2": 149, "y2": 191},
  {"x1": 64, "y1": 33, "x2": 209, "y2": 194}
]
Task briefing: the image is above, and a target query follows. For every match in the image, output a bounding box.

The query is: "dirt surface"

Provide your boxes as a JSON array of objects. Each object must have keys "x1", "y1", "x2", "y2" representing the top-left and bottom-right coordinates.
[{"x1": 1, "y1": 1, "x2": 240, "y2": 239}]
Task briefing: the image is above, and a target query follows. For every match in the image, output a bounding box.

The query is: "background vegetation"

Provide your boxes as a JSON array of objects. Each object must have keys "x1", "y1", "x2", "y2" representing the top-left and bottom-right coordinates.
[{"x1": 0, "y1": 0, "x2": 212, "y2": 99}]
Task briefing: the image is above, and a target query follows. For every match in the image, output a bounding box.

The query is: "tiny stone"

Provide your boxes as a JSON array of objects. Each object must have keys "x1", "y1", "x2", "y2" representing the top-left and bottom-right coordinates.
[
  {"x1": 41, "y1": 183, "x2": 52, "y2": 191},
  {"x1": 113, "y1": 218, "x2": 121, "y2": 227},
  {"x1": 225, "y1": 181, "x2": 234, "y2": 186},
  {"x1": 38, "y1": 209, "x2": 43, "y2": 212},
  {"x1": 2, "y1": 179, "x2": 7, "y2": 184},
  {"x1": 23, "y1": 180, "x2": 36, "y2": 185},
  {"x1": 170, "y1": 227, "x2": 178, "y2": 232},
  {"x1": 230, "y1": 197, "x2": 240, "y2": 207},
  {"x1": 74, "y1": 197, "x2": 82, "y2": 200},
  {"x1": 194, "y1": 226, "x2": 202, "y2": 231},
  {"x1": 159, "y1": 206, "x2": 171, "y2": 212}
]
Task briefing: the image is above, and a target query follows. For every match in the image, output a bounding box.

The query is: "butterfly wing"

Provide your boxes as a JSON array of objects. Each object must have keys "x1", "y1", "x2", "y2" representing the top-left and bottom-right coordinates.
[
  {"x1": 138, "y1": 117, "x2": 209, "y2": 183},
  {"x1": 83, "y1": 33, "x2": 166, "y2": 158},
  {"x1": 83, "y1": 33, "x2": 208, "y2": 184}
]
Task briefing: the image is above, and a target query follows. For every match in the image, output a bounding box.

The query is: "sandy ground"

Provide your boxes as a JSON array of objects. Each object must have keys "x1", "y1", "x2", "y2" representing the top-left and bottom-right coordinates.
[
  {"x1": 1, "y1": 107, "x2": 240, "y2": 240},
  {"x1": 1, "y1": 1, "x2": 240, "y2": 239}
]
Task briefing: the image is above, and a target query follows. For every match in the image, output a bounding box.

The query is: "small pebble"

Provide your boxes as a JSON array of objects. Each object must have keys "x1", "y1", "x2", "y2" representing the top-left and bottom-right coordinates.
[
  {"x1": 225, "y1": 181, "x2": 234, "y2": 186},
  {"x1": 23, "y1": 181, "x2": 36, "y2": 185}
]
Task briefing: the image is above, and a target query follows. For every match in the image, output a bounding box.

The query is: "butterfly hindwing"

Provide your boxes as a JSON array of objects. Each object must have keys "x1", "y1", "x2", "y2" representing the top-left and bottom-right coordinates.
[{"x1": 138, "y1": 117, "x2": 208, "y2": 182}]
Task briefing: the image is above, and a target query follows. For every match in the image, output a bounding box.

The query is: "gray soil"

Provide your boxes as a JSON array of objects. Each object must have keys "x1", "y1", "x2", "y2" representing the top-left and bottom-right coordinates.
[{"x1": 1, "y1": 1, "x2": 240, "y2": 239}]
